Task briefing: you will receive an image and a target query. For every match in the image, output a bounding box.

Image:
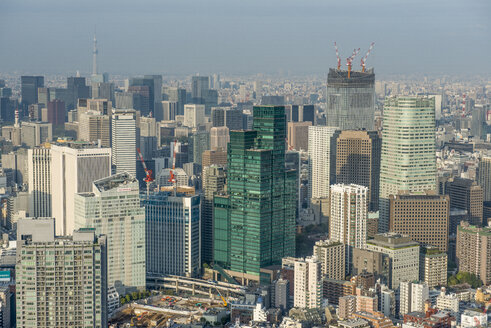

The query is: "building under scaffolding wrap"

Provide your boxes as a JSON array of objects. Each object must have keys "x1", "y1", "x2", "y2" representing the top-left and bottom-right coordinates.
[{"x1": 326, "y1": 68, "x2": 375, "y2": 130}]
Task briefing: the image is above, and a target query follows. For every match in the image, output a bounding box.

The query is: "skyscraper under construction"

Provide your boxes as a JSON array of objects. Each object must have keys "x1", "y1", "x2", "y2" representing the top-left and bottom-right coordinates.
[{"x1": 326, "y1": 68, "x2": 375, "y2": 130}]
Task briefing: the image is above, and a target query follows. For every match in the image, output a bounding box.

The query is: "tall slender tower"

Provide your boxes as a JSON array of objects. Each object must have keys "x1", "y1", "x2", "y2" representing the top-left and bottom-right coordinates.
[{"x1": 92, "y1": 33, "x2": 98, "y2": 76}]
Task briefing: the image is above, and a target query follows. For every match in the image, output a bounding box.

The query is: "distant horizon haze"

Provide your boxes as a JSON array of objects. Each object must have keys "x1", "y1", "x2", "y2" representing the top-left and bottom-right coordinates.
[{"x1": 0, "y1": 0, "x2": 490, "y2": 77}]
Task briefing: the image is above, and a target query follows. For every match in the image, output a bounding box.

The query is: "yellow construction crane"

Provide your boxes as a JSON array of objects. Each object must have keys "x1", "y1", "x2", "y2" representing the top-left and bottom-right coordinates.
[{"x1": 214, "y1": 286, "x2": 227, "y2": 307}]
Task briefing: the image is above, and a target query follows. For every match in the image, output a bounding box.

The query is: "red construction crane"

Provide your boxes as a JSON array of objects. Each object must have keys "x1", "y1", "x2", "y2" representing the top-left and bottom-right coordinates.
[
  {"x1": 334, "y1": 42, "x2": 341, "y2": 70},
  {"x1": 360, "y1": 42, "x2": 375, "y2": 73},
  {"x1": 137, "y1": 148, "x2": 153, "y2": 198},
  {"x1": 168, "y1": 139, "x2": 177, "y2": 194},
  {"x1": 346, "y1": 48, "x2": 360, "y2": 78}
]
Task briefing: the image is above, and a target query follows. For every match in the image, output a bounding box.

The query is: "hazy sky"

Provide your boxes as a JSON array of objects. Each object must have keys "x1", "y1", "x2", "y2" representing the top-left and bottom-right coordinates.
[{"x1": 0, "y1": 0, "x2": 490, "y2": 76}]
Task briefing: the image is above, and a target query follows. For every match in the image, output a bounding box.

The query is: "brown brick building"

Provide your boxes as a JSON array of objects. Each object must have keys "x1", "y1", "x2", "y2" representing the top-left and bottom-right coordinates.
[{"x1": 389, "y1": 191, "x2": 450, "y2": 252}]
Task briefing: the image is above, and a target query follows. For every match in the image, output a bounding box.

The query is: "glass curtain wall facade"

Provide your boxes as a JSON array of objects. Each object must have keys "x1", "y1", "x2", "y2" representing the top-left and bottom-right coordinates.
[
  {"x1": 144, "y1": 192, "x2": 201, "y2": 277},
  {"x1": 379, "y1": 96, "x2": 437, "y2": 232},
  {"x1": 214, "y1": 106, "x2": 296, "y2": 279}
]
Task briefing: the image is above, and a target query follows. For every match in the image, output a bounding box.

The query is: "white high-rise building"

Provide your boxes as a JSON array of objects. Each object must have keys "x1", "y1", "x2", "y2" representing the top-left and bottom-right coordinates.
[
  {"x1": 28, "y1": 147, "x2": 51, "y2": 217},
  {"x1": 51, "y1": 144, "x2": 111, "y2": 236},
  {"x1": 74, "y1": 172, "x2": 145, "y2": 293},
  {"x1": 329, "y1": 184, "x2": 367, "y2": 272},
  {"x1": 313, "y1": 239, "x2": 345, "y2": 280},
  {"x1": 294, "y1": 256, "x2": 322, "y2": 309},
  {"x1": 111, "y1": 109, "x2": 136, "y2": 177},
  {"x1": 184, "y1": 104, "x2": 205, "y2": 128},
  {"x1": 399, "y1": 281, "x2": 429, "y2": 315},
  {"x1": 308, "y1": 126, "x2": 338, "y2": 201}
]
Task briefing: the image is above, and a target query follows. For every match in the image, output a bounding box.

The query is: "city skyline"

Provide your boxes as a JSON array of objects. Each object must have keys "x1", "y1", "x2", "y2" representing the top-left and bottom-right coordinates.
[{"x1": 1, "y1": 0, "x2": 490, "y2": 76}]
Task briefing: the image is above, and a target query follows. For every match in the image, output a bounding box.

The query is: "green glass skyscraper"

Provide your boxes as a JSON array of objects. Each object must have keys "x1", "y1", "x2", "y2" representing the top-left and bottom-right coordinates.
[
  {"x1": 379, "y1": 96, "x2": 437, "y2": 232},
  {"x1": 214, "y1": 106, "x2": 296, "y2": 283}
]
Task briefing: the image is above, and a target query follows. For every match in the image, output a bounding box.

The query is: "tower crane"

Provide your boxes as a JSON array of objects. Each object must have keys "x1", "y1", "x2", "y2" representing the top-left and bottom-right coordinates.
[
  {"x1": 360, "y1": 42, "x2": 375, "y2": 72},
  {"x1": 137, "y1": 148, "x2": 154, "y2": 198},
  {"x1": 169, "y1": 139, "x2": 177, "y2": 195},
  {"x1": 334, "y1": 42, "x2": 341, "y2": 70},
  {"x1": 346, "y1": 48, "x2": 360, "y2": 78}
]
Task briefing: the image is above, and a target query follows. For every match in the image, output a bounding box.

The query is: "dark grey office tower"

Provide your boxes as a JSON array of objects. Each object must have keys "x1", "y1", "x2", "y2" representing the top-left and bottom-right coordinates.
[
  {"x1": 446, "y1": 177, "x2": 483, "y2": 226},
  {"x1": 190, "y1": 131, "x2": 210, "y2": 165},
  {"x1": 91, "y1": 82, "x2": 115, "y2": 103},
  {"x1": 212, "y1": 107, "x2": 244, "y2": 130},
  {"x1": 0, "y1": 97, "x2": 16, "y2": 122},
  {"x1": 144, "y1": 74, "x2": 162, "y2": 104},
  {"x1": 67, "y1": 77, "x2": 89, "y2": 103},
  {"x1": 471, "y1": 104, "x2": 491, "y2": 140},
  {"x1": 21, "y1": 76, "x2": 44, "y2": 115},
  {"x1": 191, "y1": 76, "x2": 217, "y2": 114},
  {"x1": 191, "y1": 76, "x2": 209, "y2": 104},
  {"x1": 212, "y1": 107, "x2": 225, "y2": 127},
  {"x1": 202, "y1": 165, "x2": 226, "y2": 263},
  {"x1": 285, "y1": 105, "x2": 315, "y2": 124},
  {"x1": 129, "y1": 75, "x2": 162, "y2": 115},
  {"x1": 326, "y1": 68, "x2": 375, "y2": 130}
]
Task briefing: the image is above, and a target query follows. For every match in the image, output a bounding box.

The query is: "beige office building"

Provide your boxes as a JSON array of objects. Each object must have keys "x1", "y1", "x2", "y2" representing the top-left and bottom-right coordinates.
[
  {"x1": 389, "y1": 191, "x2": 450, "y2": 252},
  {"x1": 456, "y1": 222, "x2": 491, "y2": 285},
  {"x1": 287, "y1": 121, "x2": 311, "y2": 151},
  {"x1": 313, "y1": 239, "x2": 345, "y2": 280},
  {"x1": 78, "y1": 111, "x2": 110, "y2": 147}
]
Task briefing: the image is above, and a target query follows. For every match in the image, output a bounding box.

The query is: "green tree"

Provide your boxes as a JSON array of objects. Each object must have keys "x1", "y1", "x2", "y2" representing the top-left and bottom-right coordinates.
[{"x1": 448, "y1": 271, "x2": 483, "y2": 288}]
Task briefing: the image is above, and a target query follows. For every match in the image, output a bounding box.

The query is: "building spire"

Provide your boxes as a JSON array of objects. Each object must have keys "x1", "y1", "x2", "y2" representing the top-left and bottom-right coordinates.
[{"x1": 92, "y1": 30, "x2": 98, "y2": 76}]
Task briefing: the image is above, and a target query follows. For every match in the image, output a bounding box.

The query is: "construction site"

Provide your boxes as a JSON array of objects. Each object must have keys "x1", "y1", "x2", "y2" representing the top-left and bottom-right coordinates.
[{"x1": 109, "y1": 294, "x2": 229, "y2": 327}]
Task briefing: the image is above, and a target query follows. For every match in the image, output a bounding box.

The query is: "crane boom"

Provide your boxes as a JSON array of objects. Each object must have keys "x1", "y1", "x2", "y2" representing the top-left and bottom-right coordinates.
[
  {"x1": 137, "y1": 148, "x2": 153, "y2": 198},
  {"x1": 334, "y1": 42, "x2": 341, "y2": 70},
  {"x1": 346, "y1": 48, "x2": 360, "y2": 78},
  {"x1": 169, "y1": 139, "x2": 178, "y2": 195},
  {"x1": 214, "y1": 286, "x2": 227, "y2": 307},
  {"x1": 360, "y1": 42, "x2": 375, "y2": 72}
]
